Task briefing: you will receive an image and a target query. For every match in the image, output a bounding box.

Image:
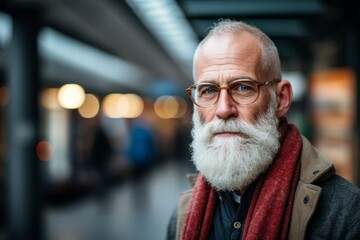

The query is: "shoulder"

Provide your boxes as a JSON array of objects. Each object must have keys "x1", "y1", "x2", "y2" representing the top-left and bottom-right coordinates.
[
  {"x1": 317, "y1": 175, "x2": 360, "y2": 222},
  {"x1": 300, "y1": 136, "x2": 360, "y2": 238},
  {"x1": 317, "y1": 175, "x2": 360, "y2": 216},
  {"x1": 320, "y1": 174, "x2": 360, "y2": 197},
  {"x1": 307, "y1": 175, "x2": 360, "y2": 239},
  {"x1": 166, "y1": 174, "x2": 199, "y2": 240},
  {"x1": 167, "y1": 189, "x2": 194, "y2": 240}
]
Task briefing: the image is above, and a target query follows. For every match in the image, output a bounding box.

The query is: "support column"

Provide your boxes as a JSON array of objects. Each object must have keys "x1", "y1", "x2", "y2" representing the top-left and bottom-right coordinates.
[
  {"x1": 6, "y1": 8, "x2": 43, "y2": 240},
  {"x1": 344, "y1": 23, "x2": 360, "y2": 186},
  {"x1": 354, "y1": 30, "x2": 360, "y2": 186}
]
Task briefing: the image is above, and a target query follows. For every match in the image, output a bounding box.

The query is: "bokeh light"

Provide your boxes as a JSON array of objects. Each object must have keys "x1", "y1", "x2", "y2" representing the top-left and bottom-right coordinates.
[
  {"x1": 36, "y1": 141, "x2": 53, "y2": 161},
  {"x1": 102, "y1": 93, "x2": 143, "y2": 118},
  {"x1": 78, "y1": 94, "x2": 100, "y2": 118},
  {"x1": 0, "y1": 86, "x2": 9, "y2": 107},
  {"x1": 154, "y1": 95, "x2": 187, "y2": 119},
  {"x1": 125, "y1": 93, "x2": 144, "y2": 118},
  {"x1": 163, "y1": 96, "x2": 179, "y2": 118},
  {"x1": 41, "y1": 88, "x2": 62, "y2": 110},
  {"x1": 117, "y1": 94, "x2": 130, "y2": 117},
  {"x1": 57, "y1": 84, "x2": 85, "y2": 109},
  {"x1": 175, "y1": 96, "x2": 188, "y2": 118},
  {"x1": 102, "y1": 93, "x2": 123, "y2": 118}
]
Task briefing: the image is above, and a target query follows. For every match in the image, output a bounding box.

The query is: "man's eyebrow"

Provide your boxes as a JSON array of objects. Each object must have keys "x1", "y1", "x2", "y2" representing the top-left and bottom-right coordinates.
[
  {"x1": 197, "y1": 79, "x2": 218, "y2": 84},
  {"x1": 198, "y1": 77, "x2": 256, "y2": 84},
  {"x1": 231, "y1": 76, "x2": 256, "y2": 81}
]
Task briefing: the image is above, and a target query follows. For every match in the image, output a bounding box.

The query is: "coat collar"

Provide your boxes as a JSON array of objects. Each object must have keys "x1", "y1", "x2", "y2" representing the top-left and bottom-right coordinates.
[{"x1": 299, "y1": 136, "x2": 335, "y2": 184}]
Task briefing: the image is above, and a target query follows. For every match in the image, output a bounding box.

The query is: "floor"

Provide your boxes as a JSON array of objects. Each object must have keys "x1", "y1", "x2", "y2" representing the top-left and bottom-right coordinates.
[{"x1": 44, "y1": 158, "x2": 195, "y2": 240}]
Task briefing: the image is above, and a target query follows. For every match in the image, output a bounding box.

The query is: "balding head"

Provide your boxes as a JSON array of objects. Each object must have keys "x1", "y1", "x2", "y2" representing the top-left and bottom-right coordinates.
[{"x1": 193, "y1": 20, "x2": 282, "y2": 83}]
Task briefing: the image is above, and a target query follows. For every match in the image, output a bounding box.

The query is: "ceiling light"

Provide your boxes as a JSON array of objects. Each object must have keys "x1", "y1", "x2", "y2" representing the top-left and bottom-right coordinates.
[
  {"x1": 126, "y1": 0, "x2": 198, "y2": 71},
  {"x1": 0, "y1": 11, "x2": 11, "y2": 48}
]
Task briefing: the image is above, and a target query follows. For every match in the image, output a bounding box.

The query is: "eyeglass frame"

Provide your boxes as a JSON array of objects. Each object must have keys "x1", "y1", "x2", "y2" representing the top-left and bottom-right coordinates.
[{"x1": 186, "y1": 78, "x2": 281, "y2": 108}]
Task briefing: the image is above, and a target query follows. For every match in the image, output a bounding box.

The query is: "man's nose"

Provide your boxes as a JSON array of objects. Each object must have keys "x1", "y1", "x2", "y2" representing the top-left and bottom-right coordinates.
[{"x1": 215, "y1": 89, "x2": 238, "y2": 119}]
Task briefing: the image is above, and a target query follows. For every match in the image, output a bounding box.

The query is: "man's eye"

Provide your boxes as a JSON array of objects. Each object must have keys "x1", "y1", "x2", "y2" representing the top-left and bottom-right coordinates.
[
  {"x1": 238, "y1": 85, "x2": 252, "y2": 91},
  {"x1": 233, "y1": 83, "x2": 256, "y2": 92},
  {"x1": 199, "y1": 87, "x2": 218, "y2": 96}
]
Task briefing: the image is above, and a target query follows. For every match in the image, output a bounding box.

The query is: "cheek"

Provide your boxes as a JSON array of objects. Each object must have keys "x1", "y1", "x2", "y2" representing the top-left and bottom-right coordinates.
[
  {"x1": 252, "y1": 109, "x2": 263, "y2": 123},
  {"x1": 252, "y1": 94, "x2": 272, "y2": 121},
  {"x1": 198, "y1": 109, "x2": 208, "y2": 124},
  {"x1": 239, "y1": 107, "x2": 259, "y2": 124},
  {"x1": 241, "y1": 95, "x2": 270, "y2": 124}
]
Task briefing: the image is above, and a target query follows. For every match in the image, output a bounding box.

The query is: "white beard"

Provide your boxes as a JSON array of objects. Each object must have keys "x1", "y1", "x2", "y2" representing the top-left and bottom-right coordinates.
[{"x1": 191, "y1": 92, "x2": 280, "y2": 191}]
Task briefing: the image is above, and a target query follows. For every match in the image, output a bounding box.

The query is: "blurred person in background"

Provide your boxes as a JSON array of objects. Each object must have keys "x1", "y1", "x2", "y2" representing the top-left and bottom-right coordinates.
[
  {"x1": 126, "y1": 118, "x2": 157, "y2": 172},
  {"x1": 89, "y1": 115, "x2": 113, "y2": 202},
  {"x1": 167, "y1": 20, "x2": 360, "y2": 240}
]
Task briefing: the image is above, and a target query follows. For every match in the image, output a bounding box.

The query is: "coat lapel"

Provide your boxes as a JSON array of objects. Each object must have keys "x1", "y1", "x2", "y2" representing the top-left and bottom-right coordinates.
[{"x1": 288, "y1": 136, "x2": 335, "y2": 239}]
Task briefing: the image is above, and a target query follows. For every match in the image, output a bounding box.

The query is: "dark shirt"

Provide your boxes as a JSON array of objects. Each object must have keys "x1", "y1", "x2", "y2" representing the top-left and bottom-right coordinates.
[{"x1": 209, "y1": 182, "x2": 256, "y2": 240}]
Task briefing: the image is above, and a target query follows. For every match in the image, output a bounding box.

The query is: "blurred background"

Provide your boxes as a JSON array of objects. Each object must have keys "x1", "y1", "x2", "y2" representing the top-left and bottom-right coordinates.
[{"x1": 0, "y1": 0, "x2": 359, "y2": 239}]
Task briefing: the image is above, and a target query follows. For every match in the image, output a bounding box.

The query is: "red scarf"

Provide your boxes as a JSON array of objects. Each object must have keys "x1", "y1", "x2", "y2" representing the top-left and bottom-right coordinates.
[{"x1": 182, "y1": 117, "x2": 302, "y2": 240}]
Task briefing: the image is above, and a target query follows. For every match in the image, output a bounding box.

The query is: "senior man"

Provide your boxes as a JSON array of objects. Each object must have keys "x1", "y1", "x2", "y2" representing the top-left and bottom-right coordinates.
[{"x1": 167, "y1": 20, "x2": 360, "y2": 240}]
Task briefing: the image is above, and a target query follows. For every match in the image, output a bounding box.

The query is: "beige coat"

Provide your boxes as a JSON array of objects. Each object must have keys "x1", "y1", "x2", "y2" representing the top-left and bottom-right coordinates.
[{"x1": 175, "y1": 136, "x2": 335, "y2": 240}]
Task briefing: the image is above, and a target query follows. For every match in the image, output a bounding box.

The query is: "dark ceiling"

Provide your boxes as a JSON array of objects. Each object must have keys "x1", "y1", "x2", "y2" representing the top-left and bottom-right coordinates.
[
  {"x1": 1, "y1": 0, "x2": 359, "y2": 97},
  {"x1": 177, "y1": 0, "x2": 360, "y2": 74}
]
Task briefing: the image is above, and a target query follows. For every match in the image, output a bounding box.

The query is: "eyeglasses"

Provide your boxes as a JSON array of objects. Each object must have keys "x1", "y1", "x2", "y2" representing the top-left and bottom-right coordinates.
[{"x1": 186, "y1": 79, "x2": 280, "y2": 108}]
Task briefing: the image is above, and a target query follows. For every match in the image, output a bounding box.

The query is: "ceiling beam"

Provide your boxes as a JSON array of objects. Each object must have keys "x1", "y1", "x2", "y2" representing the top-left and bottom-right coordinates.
[
  {"x1": 180, "y1": 0, "x2": 324, "y2": 17},
  {"x1": 192, "y1": 19, "x2": 308, "y2": 38},
  {"x1": 43, "y1": 0, "x2": 192, "y2": 84}
]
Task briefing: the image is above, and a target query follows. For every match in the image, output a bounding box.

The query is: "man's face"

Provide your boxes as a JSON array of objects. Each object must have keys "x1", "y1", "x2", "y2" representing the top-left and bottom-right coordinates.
[
  {"x1": 191, "y1": 33, "x2": 281, "y2": 191},
  {"x1": 194, "y1": 33, "x2": 272, "y2": 125}
]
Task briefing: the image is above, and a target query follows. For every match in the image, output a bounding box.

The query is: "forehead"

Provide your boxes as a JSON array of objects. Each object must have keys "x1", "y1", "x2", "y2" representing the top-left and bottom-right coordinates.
[
  {"x1": 200, "y1": 32, "x2": 262, "y2": 58},
  {"x1": 194, "y1": 33, "x2": 263, "y2": 82}
]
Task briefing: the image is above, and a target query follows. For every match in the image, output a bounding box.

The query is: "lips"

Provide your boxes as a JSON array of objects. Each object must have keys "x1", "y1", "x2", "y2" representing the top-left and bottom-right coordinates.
[{"x1": 214, "y1": 132, "x2": 239, "y2": 136}]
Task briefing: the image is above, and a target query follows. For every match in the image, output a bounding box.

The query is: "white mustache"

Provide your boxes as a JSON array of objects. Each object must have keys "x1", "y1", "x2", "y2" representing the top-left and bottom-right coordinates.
[
  {"x1": 202, "y1": 118, "x2": 267, "y2": 142},
  {"x1": 202, "y1": 118, "x2": 247, "y2": 131}
]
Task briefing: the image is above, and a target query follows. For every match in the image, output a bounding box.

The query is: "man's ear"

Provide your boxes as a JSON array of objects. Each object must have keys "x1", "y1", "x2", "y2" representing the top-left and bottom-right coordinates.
[{"x1": 276, "y1": 80, "x2": 292, "y2": 118}]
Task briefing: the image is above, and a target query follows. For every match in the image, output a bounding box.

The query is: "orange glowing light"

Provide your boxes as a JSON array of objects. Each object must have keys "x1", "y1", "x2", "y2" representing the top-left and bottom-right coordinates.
[{"x1": 36, "y1": 141, "x2": 53, "y2": 161}]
